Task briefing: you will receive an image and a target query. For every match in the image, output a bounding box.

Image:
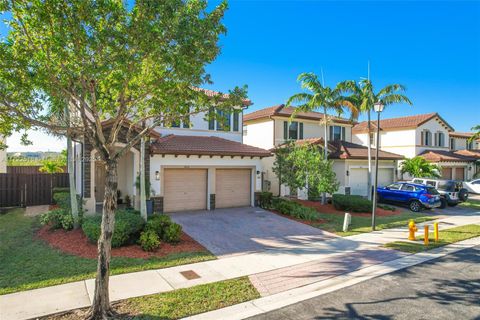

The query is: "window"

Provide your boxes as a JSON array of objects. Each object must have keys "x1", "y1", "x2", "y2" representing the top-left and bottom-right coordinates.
[
  {"x1": 288, "y1": 122, "x2": 298, "y2": 140},
  {"x1": 402, "y1": 185, "x2": 416, "y2": 192},
  {"x1": 436, "y1": 132, "x2": 444, "y2": 147},
  {"x1": 450, "y1": 138, "x2": 455, "y2": 150},
  {"x1": 233, "y1": 111, "x2": 240, "y2": 132},
  {"x1": 208, "y1": 107, "x2": 215, "y2": 130},
  {"x1": 283, "y1": 121, "x2": 303, "y2": 140},
  {"x1": 386, "y1": 183, "x2": 402, "y2": 190},
  {"x1": 369, "y1": 132, "x2": 374, "y2": 145},
  {"x1": 422, "y1": 130, "x2": 432, "y2": 146},
  {"x1": 329, "y1": 126, "x2": 345, "y2": 141},
  {"x1": 467, "y1": 140, "x2": 473, "y2": 150},
  {"x1": 171, "y1": 120, "x2": 181, "y2": 128}
]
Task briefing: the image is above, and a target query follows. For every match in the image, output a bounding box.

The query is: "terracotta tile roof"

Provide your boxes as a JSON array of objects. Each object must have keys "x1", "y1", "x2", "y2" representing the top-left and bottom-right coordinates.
[
  {"x1": 150, "y1": 135, "x2": 271, "y2": 157},
  {"x1": 418, "y1": 149, "x2": 477, "y2": 162},
  {"x1": 352, "y1": 113, "x2": 454, "y2": 133},
  {"x1": 452, "y1": 149, "x2": 480, "y2": 159},
  {"x1": 193, "y1": 87, "x2": 252, "y2": 106},
  {"x1": 449, "y1": 132, "x2": 475, "y2": 138},
  {"x1": 244, "y1": 104, "x2": 352, "y2": 124},
  {"x1": 286, "y1": 139, "x2": 404, "y2": 160}
]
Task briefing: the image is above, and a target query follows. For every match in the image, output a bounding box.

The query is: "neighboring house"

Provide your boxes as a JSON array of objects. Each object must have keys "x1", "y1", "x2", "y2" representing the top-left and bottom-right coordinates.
[
  {"x1": 352, "y1": 113, "x2": 479, "y2": 181},
  {"x1": 75, "y1": 90, "x2": 271, "y2": 214},
  {"x1": 243, "y1": 104, "x2": 403, "y2": 197},
  {"x1": 0, "y1": 136, "x2": 6, "y2": 173}
]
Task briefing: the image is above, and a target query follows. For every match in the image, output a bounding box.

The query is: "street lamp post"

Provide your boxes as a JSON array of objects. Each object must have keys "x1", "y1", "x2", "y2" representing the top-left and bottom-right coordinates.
[{"x1": 371, "y1": 101, "x2": 385, "y2": 231}]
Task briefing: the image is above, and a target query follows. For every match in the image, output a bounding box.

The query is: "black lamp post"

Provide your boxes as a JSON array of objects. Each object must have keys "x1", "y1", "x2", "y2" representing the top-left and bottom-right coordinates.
[{"x1": 371, "y1": 101, "x2": 385, "y2": 231}]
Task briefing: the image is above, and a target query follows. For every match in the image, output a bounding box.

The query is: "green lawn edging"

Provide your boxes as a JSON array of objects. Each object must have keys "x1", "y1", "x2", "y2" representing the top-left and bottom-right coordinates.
[{"x1": 384, "y1": 224, "x2": 480, "y2": 253}]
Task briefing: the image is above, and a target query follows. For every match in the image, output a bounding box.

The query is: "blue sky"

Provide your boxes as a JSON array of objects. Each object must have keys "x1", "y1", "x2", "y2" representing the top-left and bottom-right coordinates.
[{"x1": 2, "y1": 1, "x2": 480, "y2": 151}]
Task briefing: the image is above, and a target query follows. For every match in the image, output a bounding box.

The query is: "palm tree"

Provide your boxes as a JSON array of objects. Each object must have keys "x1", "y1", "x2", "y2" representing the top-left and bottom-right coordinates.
[
  {"x1": 39, "y1": 159, "x2": 64, "y2": 173},
  {"x1": 400, "y1": 157, "x2": 440, "y2": 178},
  {"x1": 339, "y1": 79, "x2": 412, "y2": 199},
  {"x1": 469, "y1": 124, "x2": 480, "y2": 143},
  {"x1": 286, "y1": 72, "x2": 357, "y2": 203}
]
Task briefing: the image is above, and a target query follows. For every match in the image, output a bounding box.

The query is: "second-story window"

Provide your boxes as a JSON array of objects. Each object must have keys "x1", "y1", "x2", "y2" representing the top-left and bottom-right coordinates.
[
  {"x1": 283, "y1": 121, "x2": 303, "y2": 140},
  {"x1": 467, "y1": 140, "x2": 473, "y2": 150},
  {"x1": 216, "y1": 109, "x2": 231, "y2": 131},
  {"x1": 435, "y1": 132, "x2": 444, "y2": 147},
  {"x1": 422, "y1": 130, "x2": 432, "y2": 146},
  {"x1": 233, "y1": 111, "x2": 240, "y2": 132},
  {"x1": 450, "y1": 137, "x2": 455, "y2": 150},
  {"x1": 329, "y1": 125, "x2": 346, "y2": 141}
]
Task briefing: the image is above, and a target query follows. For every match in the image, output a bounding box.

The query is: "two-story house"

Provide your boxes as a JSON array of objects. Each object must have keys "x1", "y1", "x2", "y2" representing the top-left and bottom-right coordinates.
[
  {"x1": 352, "y1": 113, "x2": 479, "y2": 181},
  {"x1": 244, "y1": 104, "x2": 404, "y2": 197},
  {"x1": 74, "y1": 89, "x2": 271, "y2": 214}
]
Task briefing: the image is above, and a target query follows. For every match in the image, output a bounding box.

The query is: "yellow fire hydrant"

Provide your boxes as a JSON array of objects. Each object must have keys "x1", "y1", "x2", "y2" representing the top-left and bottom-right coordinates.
[{"x1": 408, "y1": 219, "x2": 418, "y2": 241}]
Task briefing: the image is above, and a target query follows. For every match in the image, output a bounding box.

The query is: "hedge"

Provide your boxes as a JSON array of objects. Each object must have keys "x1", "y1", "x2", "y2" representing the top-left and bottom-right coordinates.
[{"x1": 332, "y1": 194, "x2": 372, "y2": 213}]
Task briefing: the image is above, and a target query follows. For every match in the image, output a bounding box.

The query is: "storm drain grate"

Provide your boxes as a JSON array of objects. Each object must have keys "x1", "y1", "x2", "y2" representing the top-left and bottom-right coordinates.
[{"x1": 180, "y1": 270, "x2": 201, "y2": 280}]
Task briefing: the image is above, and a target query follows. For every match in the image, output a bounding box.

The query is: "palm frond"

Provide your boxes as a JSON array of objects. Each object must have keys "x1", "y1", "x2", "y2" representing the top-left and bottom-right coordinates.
[
  {"x1": 285, "y1": 92, "x2": 313, "y2": 107},
  {"x1": 381, "y1": 94, "x2": 413, "y2": 106},
  {"x1": 297, "y1": 73, "x2": 323, "y2": 93}
]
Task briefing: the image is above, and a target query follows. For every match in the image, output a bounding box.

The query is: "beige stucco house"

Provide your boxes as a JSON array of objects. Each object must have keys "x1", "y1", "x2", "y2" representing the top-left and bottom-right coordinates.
[
  {"x1": 243, "y1": 104, "x2": 403, "y2": 198},
  {"x1": 74, "y1": 90, "x2": 271, "y2": 214},
  {"x1": 352, "y1": 113, "x2": 480, "y2": 181}
]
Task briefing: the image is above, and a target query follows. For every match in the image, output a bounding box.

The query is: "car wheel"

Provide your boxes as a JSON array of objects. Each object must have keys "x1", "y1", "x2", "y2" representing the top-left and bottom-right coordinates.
[
  {"x1": 439, "y1": 198, "x2": 447, "y2": 209},
  {"x1": 458, "y1": 189, "x2": 469, "y2": 202},
  {"x1": 409, "y1": 200, "x2": 422, "y2": 212}
]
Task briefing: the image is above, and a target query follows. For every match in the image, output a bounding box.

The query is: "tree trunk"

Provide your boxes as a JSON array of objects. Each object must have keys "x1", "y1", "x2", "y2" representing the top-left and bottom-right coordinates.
[
  {"x1": 65, "y1": 106, "x2": 79, "y2": 228},
  {"x1": 367, "y1": 110, "x2": 372, "y2": 200},
  {"x1": 87, "y1": 160, "x2": 118, "y2": 320},
  {"x1": 67, "y1": 134, "x2": 80, "y2": 228},
  {"x1": 322, "y1": 106, "x2": 328, "y2": 205},
  {"x1": 140, "y1": 137, "x2": 147, "y2": 221}
]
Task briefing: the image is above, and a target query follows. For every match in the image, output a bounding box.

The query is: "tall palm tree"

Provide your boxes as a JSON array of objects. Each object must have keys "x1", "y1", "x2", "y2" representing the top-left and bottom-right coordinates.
[
  {"x1": 286, "y1": 72, "x2": 357, "y2": 203},
  {"x1": 339, "y1": 79, "x2": 412, "y2": 199}
]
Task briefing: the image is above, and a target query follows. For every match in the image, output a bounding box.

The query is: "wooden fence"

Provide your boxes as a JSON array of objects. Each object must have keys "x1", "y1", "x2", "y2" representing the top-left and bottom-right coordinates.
[
  {"x1": 0, "y1": 173, "x2": 69, "y2": 207},
  {"x1": 7, "y1": 165, "x2": 67, "y2": 174}
]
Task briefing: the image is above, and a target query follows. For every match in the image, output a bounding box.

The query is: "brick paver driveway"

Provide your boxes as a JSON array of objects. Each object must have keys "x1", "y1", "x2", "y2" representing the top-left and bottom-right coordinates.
[{"x1": 169, "y1": 207, "x2": 338, "y2": 257}]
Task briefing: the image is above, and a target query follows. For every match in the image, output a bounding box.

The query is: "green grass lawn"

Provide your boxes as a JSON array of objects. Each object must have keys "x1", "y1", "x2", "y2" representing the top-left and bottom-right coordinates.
[
  {"x1": 310, "y1": 211, "x2": 437, "y2": 237},
  {"x1": 114, "y1": 277, "x2": 259, "y2": 319},
  {"x1": 0, "y1": 209, "x2": 215, "y2": 295},
  {"x1": 384, "y1": 224, "x2": 480, "y2": 253},
  {"x1": 459, "y1": 199, "x2": 480, "y2": 210}
]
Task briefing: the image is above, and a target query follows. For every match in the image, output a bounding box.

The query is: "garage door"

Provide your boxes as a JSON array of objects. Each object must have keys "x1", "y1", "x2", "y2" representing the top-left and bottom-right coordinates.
[
  {"x1": 442, "y1": 167, "x2": 453, "y2": 180},
  {"x1": 216, "y1": 169, "x2": 251, "y2": 208},
  {"x1": 349, "y1": 168, "x2": 368, "y2": 196},
  {"x1": 378, "y1": 168, "x2": 394, "y2": 187},
  {"x1": 164, "y1": 169, "x2": 207, "y2": 213},
  {"x1": 455, "y1": 167, "x2": 465, "y2": 181}
]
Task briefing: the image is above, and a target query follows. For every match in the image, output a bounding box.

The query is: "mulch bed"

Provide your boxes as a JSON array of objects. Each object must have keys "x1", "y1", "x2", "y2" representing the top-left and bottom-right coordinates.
[
  {"x1": 270, "y1": 209, "x2": 328, "y2": 226},
  {"x1": 296, "y1": 200, "x2": 401, "y2": 217},
  {"x1": 37, "y1": 226, "x2": 208, "y2": 259}
]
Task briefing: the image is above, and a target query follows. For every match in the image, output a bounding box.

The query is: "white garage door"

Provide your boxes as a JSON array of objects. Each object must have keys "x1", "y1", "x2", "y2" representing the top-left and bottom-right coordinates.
[
  {"x1": 349, "y1": 168, "x2": 368, "y2": 197},
  {"x1": 216, "y1": 169, "x2": 251, "y2": 208},
  {"x1": 164, "y1": 169, "x2": 207, "y2": 213},
  {"x1": 378, "y1": 168, "x2": 394, "y2": 187}
]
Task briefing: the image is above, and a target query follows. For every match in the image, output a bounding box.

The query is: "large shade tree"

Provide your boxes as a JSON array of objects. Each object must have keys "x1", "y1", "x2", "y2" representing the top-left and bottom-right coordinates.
[
  {"x1": 286, "y1": 72, "x2": 357, "y2": 203},
  {"x1": 0, "y1": 1, "x2": 246, "y2": 318},
  {"x1": 339, "y1": 79, "x2": 412, "y2": 199}
]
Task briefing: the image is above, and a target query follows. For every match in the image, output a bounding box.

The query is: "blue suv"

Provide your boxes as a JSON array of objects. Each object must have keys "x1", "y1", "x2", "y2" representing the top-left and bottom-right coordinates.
[{"x1": 377, "y1": 182, "x2": 441, "y2": 212}]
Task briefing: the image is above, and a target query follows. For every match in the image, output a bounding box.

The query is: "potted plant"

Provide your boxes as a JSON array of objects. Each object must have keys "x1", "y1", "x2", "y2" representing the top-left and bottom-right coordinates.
[{"x1": 136, "y1": 175, "x2": 154, "y2": 215}]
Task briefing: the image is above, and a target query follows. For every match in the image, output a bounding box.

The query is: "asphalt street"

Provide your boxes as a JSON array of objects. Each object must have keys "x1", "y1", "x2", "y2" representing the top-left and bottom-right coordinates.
[{"x1": 248, "y1": 245, "x2": 480, "y2": 320}]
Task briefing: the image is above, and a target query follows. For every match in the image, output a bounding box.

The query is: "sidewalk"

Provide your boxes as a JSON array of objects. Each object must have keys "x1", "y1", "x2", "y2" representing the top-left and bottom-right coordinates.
[{"x1": 1, "y1": 213, "x2": 479, "y2": 320}]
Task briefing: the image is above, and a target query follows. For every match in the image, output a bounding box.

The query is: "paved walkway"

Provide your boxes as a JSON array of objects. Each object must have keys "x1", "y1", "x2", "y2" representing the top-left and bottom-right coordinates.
[{"x1": 1, "y1": 210, "x2": 479, "y2": 320}]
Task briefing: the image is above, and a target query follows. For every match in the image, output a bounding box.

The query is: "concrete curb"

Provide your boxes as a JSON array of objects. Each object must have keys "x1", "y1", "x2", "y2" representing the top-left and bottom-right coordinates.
[{"x1": 183, "y1": 236, "x2": 480, "y2": 320}]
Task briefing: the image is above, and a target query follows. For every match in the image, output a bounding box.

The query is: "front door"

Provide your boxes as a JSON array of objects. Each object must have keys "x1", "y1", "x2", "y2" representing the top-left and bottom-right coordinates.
[{"x1": 95, "y1": 162, "x2": 106, "y2": 203}]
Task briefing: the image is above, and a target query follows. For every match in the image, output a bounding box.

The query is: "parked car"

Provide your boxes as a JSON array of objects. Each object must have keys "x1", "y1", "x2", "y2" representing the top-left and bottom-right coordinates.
[
  {"x1": 411, "y1": 178, "x2": 469, "y2": 208},
  {"x1": 377, "y1": 182, "x2": 442, "y2": 212},
  {"x1": 464, "y1": 179, "x2": 480, "y2": 195}
]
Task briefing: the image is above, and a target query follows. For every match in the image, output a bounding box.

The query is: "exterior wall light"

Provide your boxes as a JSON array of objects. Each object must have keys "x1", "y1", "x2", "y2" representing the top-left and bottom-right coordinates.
[{"x1": 155, "y1": 171, "x2": 160, "y2": 181}]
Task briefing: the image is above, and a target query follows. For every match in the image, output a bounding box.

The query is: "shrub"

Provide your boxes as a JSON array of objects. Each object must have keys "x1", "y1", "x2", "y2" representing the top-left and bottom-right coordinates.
[
  {"x1": 40, "y1": 208, "x2": 74, "y2": 230},
  {"x1": 82, "y1": 209, "x2": 145, "y2": 247},
  {"x1": 163, "y1": 223, "x2": 182, "y2": 243},
  {"x1": 258, "y1": 192, "x2": 273, "y2": 209},
  {"x1": 270, "y1": 198, "x2": 318, "y2": 221},
  {"x1": 53, "y1": 192, "x2": 83, "y2": 211},
  {"x1": 52, "y1": 187, "x2": 70, "y2": 195},
  {"x1": 139, "y1": 230, "x2": 161, "y2": 251},
  {"x1": 145, "y1": 214, "x2": 172, "y2": 238},
  {"x1": 332, "y1": 194, "x2": 372, "y2": 213}
]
